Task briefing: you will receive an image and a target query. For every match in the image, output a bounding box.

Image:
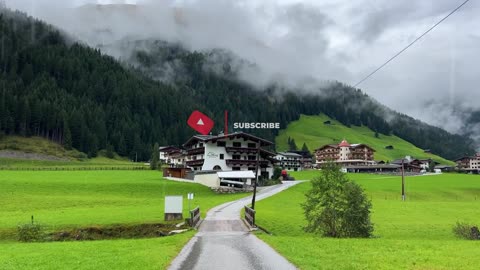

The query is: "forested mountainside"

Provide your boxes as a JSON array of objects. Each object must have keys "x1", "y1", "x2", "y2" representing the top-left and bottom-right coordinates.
[{"x1": 0, "y1": 9, "x2": 475, "y2": 161}]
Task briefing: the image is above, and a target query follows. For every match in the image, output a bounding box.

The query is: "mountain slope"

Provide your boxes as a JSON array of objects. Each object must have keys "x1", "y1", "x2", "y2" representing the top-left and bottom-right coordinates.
[{"x1": 276, "y1": 114, "x2": 454, "y2": 165}]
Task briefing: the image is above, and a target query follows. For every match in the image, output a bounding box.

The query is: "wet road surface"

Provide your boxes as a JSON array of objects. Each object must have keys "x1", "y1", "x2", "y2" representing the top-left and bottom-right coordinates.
[{"x1": 168, "y1": 181, "x2": 302, "y2": 270}]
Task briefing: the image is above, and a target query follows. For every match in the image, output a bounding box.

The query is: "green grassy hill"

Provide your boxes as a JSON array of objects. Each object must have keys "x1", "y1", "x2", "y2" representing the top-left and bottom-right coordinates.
[
  {"x1": 276, "y1": 114, "x2": 454, "y2": 165},
  {"x1": 0, "y1": 136, "x2": 140, "y2": 168}
]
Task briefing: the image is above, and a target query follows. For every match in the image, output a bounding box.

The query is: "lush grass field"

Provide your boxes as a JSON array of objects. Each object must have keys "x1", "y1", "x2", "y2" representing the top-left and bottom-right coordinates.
[
  {"x1": 255, "y1": 173, "x2": 480, "y2": 270},
  {"x1": 0, "y1": 170, "x2": 248, "y2": 269},
  {"x1": 276, "y1": 114, "x2": 453, "y2": 165},
  {"x1": 0, "y1": 232, "x2": 194, "y2": 270}
]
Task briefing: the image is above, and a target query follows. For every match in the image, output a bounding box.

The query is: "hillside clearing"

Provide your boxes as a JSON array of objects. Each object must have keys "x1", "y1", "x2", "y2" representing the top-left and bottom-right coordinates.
[{"x1": 276, "y1": 114, "x2": 454, "y2": 165}]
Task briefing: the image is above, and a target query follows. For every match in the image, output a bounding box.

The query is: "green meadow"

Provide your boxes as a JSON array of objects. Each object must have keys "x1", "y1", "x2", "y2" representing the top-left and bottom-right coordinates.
[
  {"x1": 276, "y1": 114, "x2": 454, "y2": 165},
  {"x1": 0, "y1": 170, "x2": 248, "y2": 269},
  {"x1": 255, "y1": 172, "x2": 480, "y2": 270}
]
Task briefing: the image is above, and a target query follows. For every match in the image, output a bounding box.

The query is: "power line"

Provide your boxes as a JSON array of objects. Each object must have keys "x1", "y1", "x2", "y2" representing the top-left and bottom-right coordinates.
[{"x1": 353, "y1": 0, "x2": 471, "y2": 88}]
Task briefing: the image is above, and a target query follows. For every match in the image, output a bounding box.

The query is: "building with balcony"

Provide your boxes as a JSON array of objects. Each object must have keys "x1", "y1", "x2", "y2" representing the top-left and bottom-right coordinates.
[
  {"x1": 315, "y1": 139, "x2": 375, "y2": 167},
  {"x1": 182, "y1": 132, "x2": 276, "y2": 180},
  {"x1": 455, "y1": 154, "x2": 480, "y2": 172},
  {"x1": 275, "y1": 152, "x2": 303, "y2": 171},
  {"x1": 159, "y1": 146, "x2": 181, "y2": 164}
]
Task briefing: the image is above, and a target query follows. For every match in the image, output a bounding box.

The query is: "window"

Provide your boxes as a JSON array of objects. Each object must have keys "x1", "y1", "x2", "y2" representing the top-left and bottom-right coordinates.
[
  {"x1": 248, "y1": 155, "x2": 256, "y2": 160},
  {"x1": 233, "y1": 142, "x2": 241, "y2": 147},
  {"x1": 248, "y1": 143, "x2": 256, "y2": 148},
  {"x1": 232, "y1": 167, "x2": 241, "y2": 171},
  {"x1": 220, "y1": 154, "x2": 224, "y2": 160},
  {"x1": 248, "y1": 167, "x2": 255, "y2": 171},
  {"x1": 233, "y1": 155, "x2": 241, "y2": 160},
  {"x1": 217, "y1": 141, "x2": 226, "y2": 147},
  {"x1": 199, "y1": 143, "x2": 203, "y2": 147}
]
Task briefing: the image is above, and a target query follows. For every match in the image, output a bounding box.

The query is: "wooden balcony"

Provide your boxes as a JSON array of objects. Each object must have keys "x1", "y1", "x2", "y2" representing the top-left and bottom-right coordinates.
[
  {"x1": 186, "y1": 159, "x2": 204, "y2": 167},
  {"x1": 225, "y1": 147, "x2": 258, "y2": 154},
  {"x1": 187, "y1": 148, "x2": 205, "y2": 155}
]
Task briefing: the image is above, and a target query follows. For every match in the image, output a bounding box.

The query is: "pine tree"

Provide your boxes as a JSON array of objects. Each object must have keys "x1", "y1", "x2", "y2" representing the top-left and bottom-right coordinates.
[
  {"x1": 62, "y1": 120, "x2": 72, "y2": 150},
  {"x1": 289, "y1": 138, "x2": 298, "y2": 151},
  {"x1": 301, "y1": 142, "x2": 310, "y2": 153},
  {"x1": 150, "y1": 142, "x2": 159, "y2": 170}
]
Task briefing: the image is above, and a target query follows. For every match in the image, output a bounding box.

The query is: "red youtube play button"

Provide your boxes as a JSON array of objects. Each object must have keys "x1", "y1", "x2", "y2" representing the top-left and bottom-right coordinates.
[{"x1": 187, "y1": 111, "x2": 214, "y2": 135}]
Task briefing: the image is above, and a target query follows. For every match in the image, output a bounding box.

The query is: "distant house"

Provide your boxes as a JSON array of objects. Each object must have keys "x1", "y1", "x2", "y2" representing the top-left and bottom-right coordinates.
[
  {"x1": 391, "y1": 156, "x2": 424, "y2": 173},
  {"x1": 288, "y1": 150, "x2": 314, "y2": 169},
  {"x1": 434, "y1": 164, "x2": 454, "y2": 172},
  {"x1": 418, "y1": 158, "x2": 439, "y2": 170},
  {"x1": 346, "y1": 164, "x2": 401, "y2": 173},
  {"x1": 166, "y1": 149, "x2": 186, "y2": 168},
  {"x1": 385, "y1": 145, "x2": 394, "y2": 150},
  {"x1": 323, "y1": 120, "x2": 332, "y2": 125},
  {"x1": 159, "y1": 146, "x2": 181, "y2": 164},
  {"x1": 275, "y1": 152, "x2": 303, "y2": 171},
  {"x1": 455, "y1": 154, "x2": 480, "y2": 172},
  {"x1": 315, "y1": 139, "x2": 375, "y2": 167}
]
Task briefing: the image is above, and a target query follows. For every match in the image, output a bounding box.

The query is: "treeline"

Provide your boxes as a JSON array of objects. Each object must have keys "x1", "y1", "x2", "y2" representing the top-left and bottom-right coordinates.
[
  {"x1": 0, "y1": 9, "x2": 475, "y2": 161},
  {"x1": 0, "y1": 10, "x2": 199, "y2": 160}
]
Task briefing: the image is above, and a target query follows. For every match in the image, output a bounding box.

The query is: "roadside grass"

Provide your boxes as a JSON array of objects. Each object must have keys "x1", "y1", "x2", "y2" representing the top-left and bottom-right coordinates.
[
  {"x1": 255, "y1": 173, "x2": 480, "y2": 270},
  {"x1": 276, "y1": 114, "x2": 454, "y2": 165},
  {"x1": 0, "y1": 171, "x2": 248, "y2": 239},
  {"x1": 0, "y1": 170, "x2": 250, "y2": 269},
  {"x1": 0, "y1": 231, "x2": 194, "y2": 270}
]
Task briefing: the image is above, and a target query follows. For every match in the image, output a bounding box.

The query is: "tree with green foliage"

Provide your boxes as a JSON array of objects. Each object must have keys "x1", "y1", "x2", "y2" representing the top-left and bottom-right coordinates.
[
  {"x1": 106, "y1": 143, "x2": 115, "y2": 159},
  {"x1": 302, "y1": 162, "x2": 373, "y2": 238},
  {"x1": 150, "y1": 143, "x2": 159, "y2": 170},
  {"x1": 289, "y1": 138, "x2": 298, "y2": 151},
  {"x1": 62, "y1": 120, "x2": 72, "y2": 150},
  {"x1": 272, "y1": 167, "x2": 282, "y2": 180},
  {"x1": 301, "y1": 142, "x2": 310, "y2": 152}
]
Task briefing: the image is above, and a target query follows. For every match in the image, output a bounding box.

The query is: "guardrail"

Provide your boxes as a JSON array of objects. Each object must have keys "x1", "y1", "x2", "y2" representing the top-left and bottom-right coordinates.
[
  {"x1": 244, "y1": 206, "x2": 256, "y2": 227},
  {"x1": 190, "y1": 207, "x2": 201, "y2": 228}
]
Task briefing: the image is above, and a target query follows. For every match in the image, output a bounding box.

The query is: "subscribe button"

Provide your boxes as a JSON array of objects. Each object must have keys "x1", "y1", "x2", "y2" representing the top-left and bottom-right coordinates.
[{"x1": 187, "y1": 111, "x2": 214, "y2": 135}]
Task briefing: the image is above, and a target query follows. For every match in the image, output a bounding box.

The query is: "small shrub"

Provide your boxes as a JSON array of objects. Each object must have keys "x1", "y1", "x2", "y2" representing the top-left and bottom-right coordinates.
[
  {"x1": 272, "y1": 167, "x2": 282, "y2": 180},
  {"x1": 453, "y1": 222, "x2": 480, "y2": 240},
  {"x1": 18, "y1": 223, "x2": 45, "y2": 242}
]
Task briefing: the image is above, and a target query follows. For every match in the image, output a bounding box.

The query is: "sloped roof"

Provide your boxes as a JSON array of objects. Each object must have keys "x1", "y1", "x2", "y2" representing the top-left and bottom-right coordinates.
[{"x1": 339, "y1": 139, "x2": 350, "y2": 147}]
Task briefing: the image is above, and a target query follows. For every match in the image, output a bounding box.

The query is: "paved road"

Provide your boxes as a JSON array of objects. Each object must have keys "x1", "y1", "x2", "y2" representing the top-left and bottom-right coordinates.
[{"x1": 168, "y1": 181, "x2": 302, "y2": 270}]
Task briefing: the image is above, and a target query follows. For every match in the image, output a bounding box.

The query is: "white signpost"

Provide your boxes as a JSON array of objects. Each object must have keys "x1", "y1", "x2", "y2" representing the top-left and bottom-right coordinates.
[{"x1": 187, "y1": 193, "x2": 194, "y2": 211}]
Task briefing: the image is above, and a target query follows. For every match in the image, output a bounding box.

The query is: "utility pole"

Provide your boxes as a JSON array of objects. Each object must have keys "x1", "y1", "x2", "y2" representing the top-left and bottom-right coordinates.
[
  {"x1": 251, "y1": 142, "x2": 260, "y2": 209},
  {"x1": 401, "y1": 158, "x2": 405, "y2": 201}
]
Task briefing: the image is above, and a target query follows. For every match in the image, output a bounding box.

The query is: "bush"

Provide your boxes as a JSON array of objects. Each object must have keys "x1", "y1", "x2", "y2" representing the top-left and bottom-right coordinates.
[
  {"x1": 453, "y1": 222, "x2": 480, "y2": 240},
  {"x1": 302, "y1": 162, "x2": 373, "y2": 238},
  {"x1": 272, "y1": 167, "x2": 282, "y2": 180},
  {"x1": 18, "y1": 223, "x2": 45, "y2": 242}
]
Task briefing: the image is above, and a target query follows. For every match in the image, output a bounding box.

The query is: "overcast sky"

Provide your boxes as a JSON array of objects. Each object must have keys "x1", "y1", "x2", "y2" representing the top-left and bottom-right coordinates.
[{"x1": 4, "y1": 0, "x2": 480, "y2": 135}]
